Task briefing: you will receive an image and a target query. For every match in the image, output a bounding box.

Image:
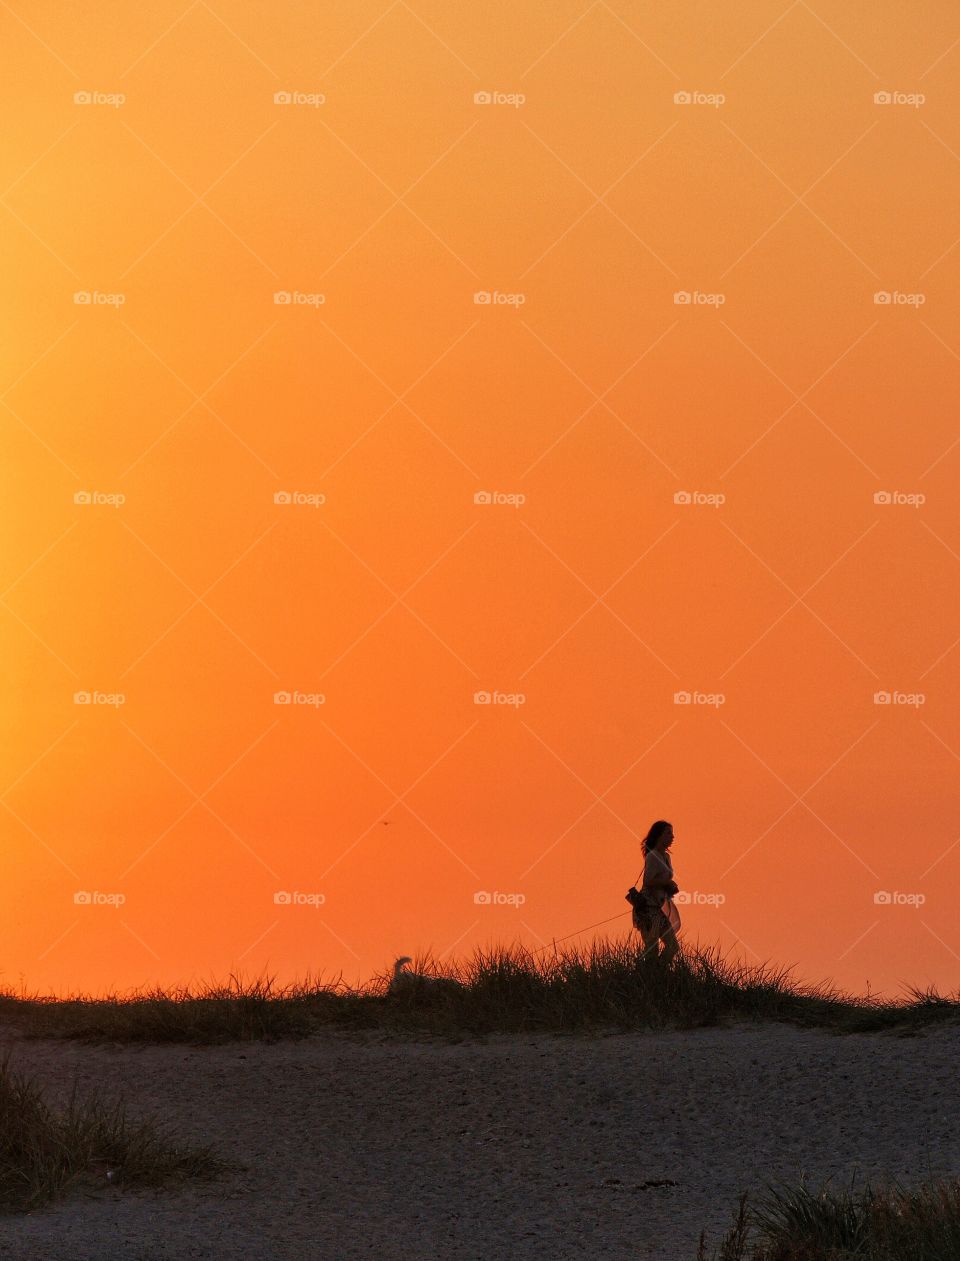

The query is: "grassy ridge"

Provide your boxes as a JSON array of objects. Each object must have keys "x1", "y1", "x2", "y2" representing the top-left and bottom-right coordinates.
[
  {"x1": 2, "y1": 939, "x2": 958, "y2": 1043},
  {"x1": 698, "y1": 1179, "x2": 960, "y2": 1260},
  {"x1": 0, "y1": 1053, "x2": 220, "y2": 1211}
]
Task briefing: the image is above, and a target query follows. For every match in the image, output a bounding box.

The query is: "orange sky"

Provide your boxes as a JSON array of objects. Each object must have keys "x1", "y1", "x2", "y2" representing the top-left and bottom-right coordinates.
[{"x1": 2, "y1": 1, "x2": 960, "y2": 999}]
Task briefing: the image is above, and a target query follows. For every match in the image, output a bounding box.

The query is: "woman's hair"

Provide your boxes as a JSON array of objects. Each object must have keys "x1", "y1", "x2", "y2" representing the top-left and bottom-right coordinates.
[{"x1": 642, "y1": 819, "x2": 672, "y2": 855}]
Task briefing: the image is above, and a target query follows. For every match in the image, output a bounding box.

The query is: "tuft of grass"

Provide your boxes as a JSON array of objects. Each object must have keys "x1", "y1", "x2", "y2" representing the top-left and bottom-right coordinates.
[
  {"x1": 0, "y1": 1052, "x2": 221, "y2": 1211},
  {"x1": 697, "y1": 1177, "x2": 960, "y2": 1259},
  {"x1": 1, "y1": 939, "x2": 958, "y2": 1044}
]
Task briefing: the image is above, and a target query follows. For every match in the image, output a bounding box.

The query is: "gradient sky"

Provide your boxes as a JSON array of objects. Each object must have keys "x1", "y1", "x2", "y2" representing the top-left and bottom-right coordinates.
[{"x1": 2, "y1": 0, "x2": 960, "y2": 998}]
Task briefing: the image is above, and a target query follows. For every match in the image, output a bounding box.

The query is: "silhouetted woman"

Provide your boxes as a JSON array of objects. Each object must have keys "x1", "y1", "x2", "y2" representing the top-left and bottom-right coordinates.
[{"x1": 626, "y1": 819, "x2": 681, "y2": 963}]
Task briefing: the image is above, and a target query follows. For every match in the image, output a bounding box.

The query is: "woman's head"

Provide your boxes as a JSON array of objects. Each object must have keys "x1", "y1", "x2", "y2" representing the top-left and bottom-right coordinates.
[{"x1": 642, "y1": 819, "x2": 674, "y2": 854}]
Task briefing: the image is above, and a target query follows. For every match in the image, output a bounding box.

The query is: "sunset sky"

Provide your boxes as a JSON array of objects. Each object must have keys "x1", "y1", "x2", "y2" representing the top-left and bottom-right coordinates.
[{"x1": 2, "y1": 0, "x2": 960, "y2": 998}]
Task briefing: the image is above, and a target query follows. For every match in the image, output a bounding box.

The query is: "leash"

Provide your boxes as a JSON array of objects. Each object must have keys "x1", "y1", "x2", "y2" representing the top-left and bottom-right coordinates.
[{"x1": 527, "y1": 869, "x2": 648, "y2": 957}]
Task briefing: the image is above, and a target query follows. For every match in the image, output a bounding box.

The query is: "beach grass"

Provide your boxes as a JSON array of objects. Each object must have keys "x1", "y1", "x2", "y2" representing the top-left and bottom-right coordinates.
[
  {"x1": 2, "y1": 939, "x2": 958, "y2": 1044},
  {"x1": 698, "y1": 1177, "x2": 960, "y2": 1259},
  {"x1": 0, "y1": 1052, "x2": 221, "y2": 1211}
]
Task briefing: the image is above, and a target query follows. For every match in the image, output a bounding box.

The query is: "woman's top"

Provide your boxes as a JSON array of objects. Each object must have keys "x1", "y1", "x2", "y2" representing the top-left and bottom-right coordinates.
[{"x1": 642, "y1": 845, "x2": 674, "y2": 903}]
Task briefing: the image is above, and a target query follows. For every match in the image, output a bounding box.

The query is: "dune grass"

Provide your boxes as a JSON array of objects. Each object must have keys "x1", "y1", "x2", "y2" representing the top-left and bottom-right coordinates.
[
  {"x1": 1, "y1": 938, "x2": 958, "y2": 1044},
  {"x1": 0, "y1": 1052, "x2": 221, "y2": 1211},
  {"x1": 698, "y1": 1177, "x2": 960, "y2": 1259}
]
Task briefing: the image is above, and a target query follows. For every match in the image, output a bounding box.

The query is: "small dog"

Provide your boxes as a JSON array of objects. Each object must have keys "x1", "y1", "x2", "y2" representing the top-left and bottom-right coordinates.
[{"x1": 388, "y1": 956, "x2": 463, "y2": 995}]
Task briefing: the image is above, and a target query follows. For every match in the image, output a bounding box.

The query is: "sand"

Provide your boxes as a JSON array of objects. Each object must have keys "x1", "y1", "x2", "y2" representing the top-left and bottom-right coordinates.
[{"x1": 1, "y1": 1021, "x2": 958, "y2": 1260}]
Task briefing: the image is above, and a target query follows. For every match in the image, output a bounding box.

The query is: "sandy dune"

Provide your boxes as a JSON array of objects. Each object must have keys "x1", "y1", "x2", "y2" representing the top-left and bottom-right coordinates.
[{"x1": 2, "y1": 1022, "x2": 958, "y2": 1260}]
